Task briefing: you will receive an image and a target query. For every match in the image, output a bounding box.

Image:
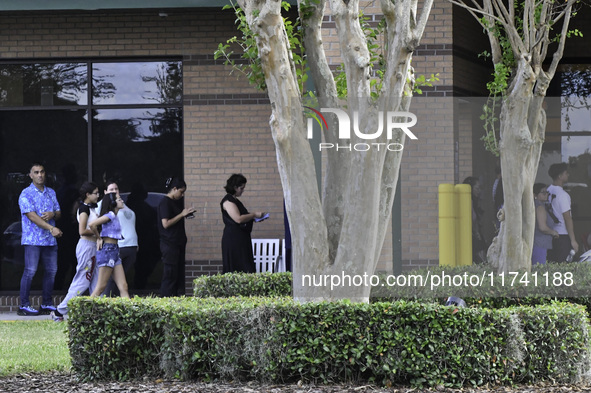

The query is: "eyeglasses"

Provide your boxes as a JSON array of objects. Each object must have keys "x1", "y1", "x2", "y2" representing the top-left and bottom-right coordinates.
[
  {"x1": 539, "y1": 190, "x2": 549, "y2": 195},
  {"x1": 91, "y1": 192, "x2": 100, "y2": 195}
]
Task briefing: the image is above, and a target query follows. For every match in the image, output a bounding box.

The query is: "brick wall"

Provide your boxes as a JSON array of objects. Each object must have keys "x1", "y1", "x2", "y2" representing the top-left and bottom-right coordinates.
[
  {"x1": 0, "y1": 294, "x2": 66, "y2": 314},
  {"x1": 400, "y1": 97, "x2": 455, "y2": 269},
  {"x1": 183, "y1": 102, "x2": 284, "y2": 262}
]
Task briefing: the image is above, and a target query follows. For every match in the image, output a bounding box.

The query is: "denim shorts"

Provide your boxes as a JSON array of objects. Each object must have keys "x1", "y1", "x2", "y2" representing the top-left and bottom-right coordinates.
[{"x1": 96, "y1": 243, "x2": 122, "y2": 268}]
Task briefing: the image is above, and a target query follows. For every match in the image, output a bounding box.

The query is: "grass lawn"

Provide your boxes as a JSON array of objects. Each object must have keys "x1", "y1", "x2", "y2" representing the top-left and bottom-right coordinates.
[{"x1": 0, "y1": 321, "x2": 71, "y2": 376}]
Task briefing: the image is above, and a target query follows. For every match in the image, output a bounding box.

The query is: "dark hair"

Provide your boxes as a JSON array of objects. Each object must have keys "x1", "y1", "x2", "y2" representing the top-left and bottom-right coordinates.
[
  {"x1": 533, "y1": 183, "x2": 547, "y2": 196},
  {"x1": 80, "y1": 181, "x2": 99, "y2": 200},
  {"x1": 99, "y1": 192, "x2": 118, "y2": 217},
  {"x1": 72, "y1": 181, "x2": 99, "y2": 217},
  {"x1": 224, "y1": 174, "x2": 247, "y2": 194},
  {"x1": 463, "y1": 176, "x2": 483, "y2": 215},
  {"x1": 165, "y1": 176, "x2": 186, "y2": 192},
  {"x1": 28, "y1": 162, "x2": 45, "y2": 172},
  {"x1": 548, "y1": 163, "x2": 568, "y2": 180},
  {"x1": 463, "y1": 176, "x2": 479, "y2": 188},
  {"x1": 104, "y1": 178, "x2": 118, "y2": 191}
]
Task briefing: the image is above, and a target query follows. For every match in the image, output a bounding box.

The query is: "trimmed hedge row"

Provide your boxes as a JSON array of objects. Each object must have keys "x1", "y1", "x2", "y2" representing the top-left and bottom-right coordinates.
[
  {"x1": 371, "y1": 262, "x2": 591, "y2": 307},
  {"x1": 194, "y1": 263, "x2": 591, "y2": 309},
  {"x1": 67, "y1": 296, "x2": 166, "y2": 380},
  {"x1": 68, "y1": 296, "x2": 591, "y2": 387},
  {"x1": 194, "y1": 272, "x2": 292, "y2": 298}
]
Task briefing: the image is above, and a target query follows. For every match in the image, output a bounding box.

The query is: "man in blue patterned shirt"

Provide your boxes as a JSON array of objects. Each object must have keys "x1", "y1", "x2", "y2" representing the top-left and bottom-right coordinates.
[{"x1": 17, "y1": 163, "x2": 63, "y2": 316}]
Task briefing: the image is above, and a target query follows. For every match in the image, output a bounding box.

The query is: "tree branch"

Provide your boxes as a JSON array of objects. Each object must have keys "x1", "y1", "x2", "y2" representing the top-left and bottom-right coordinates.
[
  {"x1": 413, "y1": 0, "x2": 435, "y2": 43},
  {"x1": 523, "y1": 0, "x2": 530, "y2": 51},
  {"x1": 536, "y1": 4, "x2": 558, "y2": 59},
  {"x1": 448, "y1": 0, "x2": 499, "y2": 23},
  {"x1": 298, "y1": 0, "x2": 338, "y2": 111},
  {"x1": 546, "y1": 2, "x2": 574, "y2": 80},
  {"x1": 297, "y1": 0, "x2": 349, "y2": 263},
  {"x1": 329, "y1": 0, "x2": 372, "y2": 99},
  {"x1": 491, "y1": 0, "x2": 511, "y2": 27},
  {"x1": 449, "y1": 0, "x2": 503, "y2": 63}
]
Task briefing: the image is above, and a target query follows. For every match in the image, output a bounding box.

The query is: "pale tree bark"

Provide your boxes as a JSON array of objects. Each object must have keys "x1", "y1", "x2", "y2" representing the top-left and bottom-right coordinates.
[
  {"x1": 235, "y1": 0, "x2": 432, "y2": 301},
  {"x1": 451, "y1": 0, "x2": 576, "y2": 273}
]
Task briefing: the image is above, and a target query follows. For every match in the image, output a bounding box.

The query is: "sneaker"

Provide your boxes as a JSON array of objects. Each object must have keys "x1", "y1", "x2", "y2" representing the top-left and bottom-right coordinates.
[
  {"x1": 39, "y1": 305, "x2": 57, "y2": 315},
  {"x1": 17, "y1": 305, "x2": 40, "y2": 316},
  {"x1": 50, "y1": 310, "x2": 64, "y2": 322}
]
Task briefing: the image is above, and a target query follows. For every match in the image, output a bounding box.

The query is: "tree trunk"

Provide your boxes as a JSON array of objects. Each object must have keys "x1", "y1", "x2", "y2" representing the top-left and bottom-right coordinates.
[
  {"x1": 235, "y1": 0, "x2": 432, "y2": 302},
  {"x1": 488, "y1": 58, "x2": 545, "y2": 273}
]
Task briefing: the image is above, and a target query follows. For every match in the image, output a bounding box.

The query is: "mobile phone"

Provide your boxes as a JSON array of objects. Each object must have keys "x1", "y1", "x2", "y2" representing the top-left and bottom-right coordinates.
[
  {"x1": 186, "y1": 212, "x2": 195, "y2": 219},
  {"x1": 254, "y1": 213, "x2": 269, "y2": 222}
]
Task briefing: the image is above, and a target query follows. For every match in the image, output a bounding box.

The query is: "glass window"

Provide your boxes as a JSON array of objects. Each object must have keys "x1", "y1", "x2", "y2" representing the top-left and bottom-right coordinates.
[
  {"x1": 92, "y1": 61, "x2": 182, "y2": 105},
  {"x1": 537, "y1": 66, "x2": 591, "y2": 251},
  {"x1": 0, "y1": 63, "x2": 87, "y2": 107},
  {"x1": 0, "y1": 109, "x2": 88, "y2": 291},
  {"x1": 554, "y1": 65, "x2": 591, "y2": 97},
  {"x1": 92, "y1": 108, "x2": 183, "y2": 192},
  {"x1": 0, "y1": 59, "x2": 182, "y2": 293},
  {"x1": 538, "y1": 135, "x2": 591, "y2": 246}
]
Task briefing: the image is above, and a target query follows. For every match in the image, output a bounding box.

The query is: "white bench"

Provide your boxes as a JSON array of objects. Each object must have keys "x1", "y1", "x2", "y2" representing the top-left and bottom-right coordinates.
[{"x1": 251, "y1": 239, "x2": 286, "y2": 273}]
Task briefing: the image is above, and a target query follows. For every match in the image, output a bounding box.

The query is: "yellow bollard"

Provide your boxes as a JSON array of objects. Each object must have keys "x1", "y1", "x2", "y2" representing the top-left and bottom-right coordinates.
[
  {"x1": 438, "y1": 184, "x2": 456, "y2": 267},
  {"x1": 455, "y1": 184, "x2": 472, "y2": 266}
]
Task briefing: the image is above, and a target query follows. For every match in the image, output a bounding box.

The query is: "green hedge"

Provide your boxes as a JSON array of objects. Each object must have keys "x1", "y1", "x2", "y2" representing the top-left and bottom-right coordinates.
[
  {"x1": 68, "y1": 296, "x2": 591, "y2": 387},
  {"x1": 194, "y1": 272, "x2": 292, "y2": 298},
  {"x1": 370, "y1": 262, "x2": 591, "y2": 304},
  {"x1": 67, "y1": 296, "x2": 167, "y2": 380},
  {"x1": 513, "y1": 302, "x2": 590, "y2": 383},
  {"x1": 195, "y1": 264, "x2": 591, "y2": 309}
]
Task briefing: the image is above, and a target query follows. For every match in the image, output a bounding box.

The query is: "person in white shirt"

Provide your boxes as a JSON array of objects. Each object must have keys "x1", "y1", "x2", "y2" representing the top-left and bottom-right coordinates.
[{"x1": 546, "y1": 163, "x2": 578, "y2": 262}]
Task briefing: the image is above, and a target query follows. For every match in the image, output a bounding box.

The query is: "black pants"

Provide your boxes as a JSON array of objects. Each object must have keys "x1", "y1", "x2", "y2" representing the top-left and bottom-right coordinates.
[
  {"x1": 548, "y1": 235, "x2": 571, "y2": 262},
  {"x1": 159, "y1": 241, "x2": 186, "y2": 297}
]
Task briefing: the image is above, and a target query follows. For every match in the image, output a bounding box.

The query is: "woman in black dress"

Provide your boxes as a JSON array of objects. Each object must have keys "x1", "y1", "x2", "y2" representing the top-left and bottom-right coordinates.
[
  {"x1": 157, "y1": 177, "x2": 196, "y2": 296},
  {"x1": 221, "y1": 174, "x2": 265, "y2": 273}
]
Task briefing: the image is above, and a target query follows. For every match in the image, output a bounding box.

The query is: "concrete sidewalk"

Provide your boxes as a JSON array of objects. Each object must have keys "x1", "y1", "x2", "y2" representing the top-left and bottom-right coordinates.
[{"x1": 0, "y1": 312, "x2": 64, "y2": 321}]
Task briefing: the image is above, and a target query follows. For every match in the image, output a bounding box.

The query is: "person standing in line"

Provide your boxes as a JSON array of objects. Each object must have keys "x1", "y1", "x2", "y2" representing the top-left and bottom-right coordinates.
[
  {"x1": 17, "y1": 162, "x2": 63, "y2": 316},
  {"x1": 221, "y1": 174, "x2": 265, "y2": 273},
  {"x1": 532, "y1": 183, "x2": 559, "y2": 265},
  {"x1": 463, "y1": 176, "x2": 487, "y2": 264},
  {"x1": 547, "y1": 163, "x2": 579, "y2": 261},
  {"x1": 126, "y1": 182, "x2": 160, "y2": 290},
  {"x1": 157, "y1": 177, "x2": 196, "y2": 297},
  {"x1": 89, "y1": 192, "x2": 130, "y2": 298},
  {"x1": 100, "y1": 180, "x2": 138, "y2": 296},
  {"x1": 53, "y1": 182, "x2": 101, "y2": 321},
  {"x1": 54, "y1": 163, "x2": 79, "y2": 290},
  {"x1": 492, "y1": 166, "x2": 504, "y2": 231}
]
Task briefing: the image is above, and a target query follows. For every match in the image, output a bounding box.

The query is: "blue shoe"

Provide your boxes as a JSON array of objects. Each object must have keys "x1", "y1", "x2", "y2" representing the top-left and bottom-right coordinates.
[
  {"x1": 39, "y1": 305, "x2": 57, "y2": 315},
  {"x1": 17, "y1": 305, "x2": 40, "y2": 316}
]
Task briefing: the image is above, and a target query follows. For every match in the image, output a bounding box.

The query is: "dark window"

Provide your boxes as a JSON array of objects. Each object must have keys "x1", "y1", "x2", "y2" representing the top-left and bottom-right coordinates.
[
  {"x1": 92, "y1": 62, "x2": 182, "y2": 105},
  {"x1": 0, "y1": 59, "x2": 182, "y2": 293},
  {"x1": 539, "y1": 66, "x2": 591, "y2": 250},
  {"x1": 92, "y1": 108, "x2": 183, "y2": 187},
  {"x1": 0, "y1": 63, "x2": 87, "y2": 107}
]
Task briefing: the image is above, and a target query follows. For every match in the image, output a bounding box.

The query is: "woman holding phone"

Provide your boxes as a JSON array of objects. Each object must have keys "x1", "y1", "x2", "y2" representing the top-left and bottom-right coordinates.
[{"x1": 220, "y1": 174, "x2": 266, "y2": 273}]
